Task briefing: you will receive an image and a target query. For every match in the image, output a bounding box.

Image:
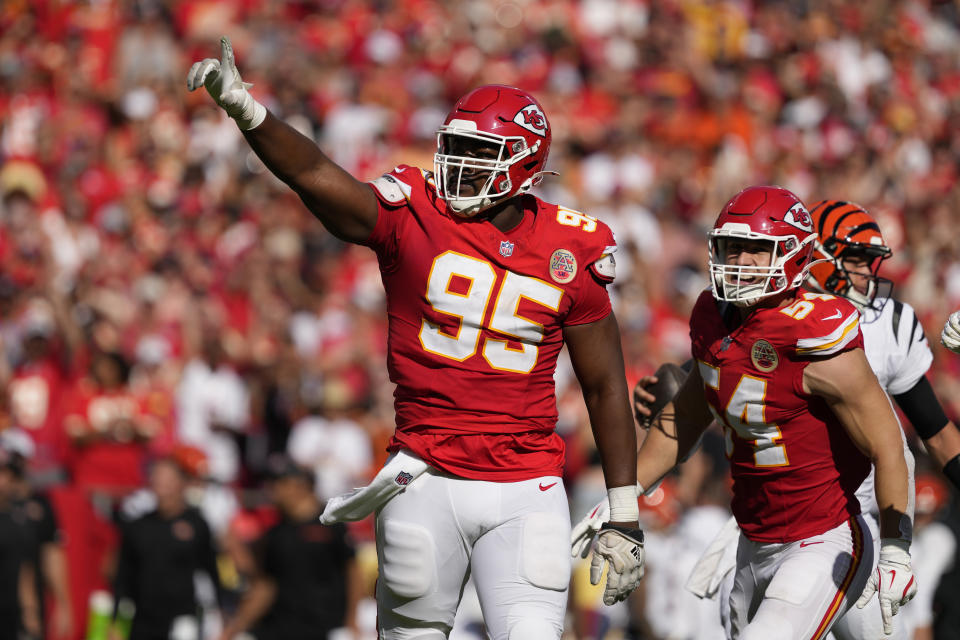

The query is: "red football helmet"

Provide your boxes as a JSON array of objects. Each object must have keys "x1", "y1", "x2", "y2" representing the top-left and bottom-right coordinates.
[
  {"x1": 434, "y1": 84, "x2": 552, "y2": 216},
  {"x1": 807, "y1": 200, "x2": 892, "y2": 312},
  {"x1": 708, "y1": 186, "x2": 816, "y2": 306}
]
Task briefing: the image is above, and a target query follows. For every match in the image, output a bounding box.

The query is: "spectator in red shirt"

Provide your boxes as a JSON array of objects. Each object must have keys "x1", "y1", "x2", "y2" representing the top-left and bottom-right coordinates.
[{"x1": 64, "y1": 351, "x2": 155, "y2": 496}]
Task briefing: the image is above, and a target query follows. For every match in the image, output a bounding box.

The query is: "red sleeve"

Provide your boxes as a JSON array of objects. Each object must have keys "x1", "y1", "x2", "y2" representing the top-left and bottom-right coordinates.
[
  {"x1": 363, "y1": 167, "x2": 416, "y2": 271},
  {"x1": 688, "y1": 289, "x2": 716, "y2": 361},
  {"x1": 789, "y1": 296, "x2": 862, "y2": 358},
  {"x1": 564, "y1": 275, "x2": 612, "y2": 326},
  {"x1": 564, "y1": 214, "x2": 616, "y2": 325}
]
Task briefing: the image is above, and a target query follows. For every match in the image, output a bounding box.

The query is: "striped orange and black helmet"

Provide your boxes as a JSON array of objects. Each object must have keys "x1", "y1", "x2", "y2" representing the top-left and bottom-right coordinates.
[{"x1": 808, "y1": 200, "x2": 892, "y2": 311}]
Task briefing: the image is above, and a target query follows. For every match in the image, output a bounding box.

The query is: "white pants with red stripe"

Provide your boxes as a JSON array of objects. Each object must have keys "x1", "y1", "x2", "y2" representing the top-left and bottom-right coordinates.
[
  {"x1": 729, "y1": 515, "x2": 874, "y2": 640},
  {"x1": 829, "y1": 514, "x2": 907, "y2": 640},
  {"x1": 375, "y1": 467, "x2": 571, "y2": 640}
]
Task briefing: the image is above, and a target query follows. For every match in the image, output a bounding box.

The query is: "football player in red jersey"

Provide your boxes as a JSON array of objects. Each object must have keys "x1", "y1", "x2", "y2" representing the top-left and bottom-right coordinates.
[
  {"x1": 188, "y1": 38, "x2": 643, "y2": 638},
  {"x1": 614, "y1": 200, "x2": 959, "y2": 639},
  {"x1": 625, "y1": 187, "x2": 915, "y2": 639}
]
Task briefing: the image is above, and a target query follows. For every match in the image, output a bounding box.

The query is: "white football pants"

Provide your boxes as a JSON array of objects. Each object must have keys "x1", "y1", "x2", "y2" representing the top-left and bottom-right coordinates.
[
  {"x1": 375, "y1": 467, "x2": 571, "y2": 640},
  {"x1": 729, "y1": 516, "x2": 874, "y2": 640}
]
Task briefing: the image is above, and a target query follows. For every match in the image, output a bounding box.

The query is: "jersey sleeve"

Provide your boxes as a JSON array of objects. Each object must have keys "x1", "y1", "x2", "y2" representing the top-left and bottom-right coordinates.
[
  {"x1": 363, "y1": 165, "x2": 420, "y2": 270},
  {"x1": 565, "y1": 217, "x2": 616, "y2": 325},
  {"x1": 564, "y1": 276, "x2": 612, "y2": 325},
  {"x1": 885, "y1": 300, "x2": 934, "y2": 395},
  {"x1": 791, "y1": 297, "x2": 863, "y2": 358},
  {"x1": 688, "y1": 289, "x2": 717, "y2": 361}
]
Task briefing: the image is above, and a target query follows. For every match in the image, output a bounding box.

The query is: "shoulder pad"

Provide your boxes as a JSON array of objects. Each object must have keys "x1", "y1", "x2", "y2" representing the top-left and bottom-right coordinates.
[
  {"x1": 369, "y1": 166, "x2": 416, "y2": 205},
  {"x1": 786, "y1": 294, "x2": 861, "y2": 356},
  {"x1": 589, "y1": 247, "x2": 618, "y2": 283}
]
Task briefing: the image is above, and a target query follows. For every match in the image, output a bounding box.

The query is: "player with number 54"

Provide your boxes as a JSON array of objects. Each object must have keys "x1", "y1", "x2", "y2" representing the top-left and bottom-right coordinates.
[{"x1": 628, "y1": 186, "x2": 914, "y2": 639}]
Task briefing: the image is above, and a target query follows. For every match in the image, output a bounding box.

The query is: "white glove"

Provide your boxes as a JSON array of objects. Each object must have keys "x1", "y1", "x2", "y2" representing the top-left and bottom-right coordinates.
[
  {"x1": 571, "y1": 497, "x2": 609, "y2": 559},
  {"x1": 186, "y1": 36, "x2": 266, "y2": 131},
  {"x1": 855, "y1": 538, "x2": 918, "y2": 635},
  {"x1": 571, "y1": 482, "x2": 656, "y2": 558},
  {"x1": 941, "y1": 311, "x2": 960, "y2": 354},
  {"x1": 590, "y1": 523, "x2": 645, "y2": 605}
]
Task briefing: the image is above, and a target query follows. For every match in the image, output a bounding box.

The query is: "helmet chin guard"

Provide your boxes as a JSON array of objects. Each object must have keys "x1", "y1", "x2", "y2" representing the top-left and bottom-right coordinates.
[{"x1": 709, "y1": 232, "x2": 816, "y2": 306}]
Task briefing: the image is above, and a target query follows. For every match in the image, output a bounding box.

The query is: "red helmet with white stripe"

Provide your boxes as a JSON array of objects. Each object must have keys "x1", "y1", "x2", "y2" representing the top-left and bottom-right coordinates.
[
  {"x1": 708, "y1": 186, "x2": 816, "y2": 306},
  {"x1": 434, "y1": 85, "x2": 552, "y2": 217}
]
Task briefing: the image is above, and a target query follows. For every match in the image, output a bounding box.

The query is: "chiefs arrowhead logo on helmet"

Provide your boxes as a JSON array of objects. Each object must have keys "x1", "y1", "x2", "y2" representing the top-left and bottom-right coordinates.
[
  {"x1": 513, "y1": 104, "x2": 548, "y2": 137},
  {"x1": 784, "y1": 202, "x2": 813, "y2": 233}
]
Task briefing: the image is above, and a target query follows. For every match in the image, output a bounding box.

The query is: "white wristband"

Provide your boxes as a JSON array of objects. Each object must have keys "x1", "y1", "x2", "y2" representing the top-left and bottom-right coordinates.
[{"x1": 608, "y1": 485, "x2": 640, "y2": 522}]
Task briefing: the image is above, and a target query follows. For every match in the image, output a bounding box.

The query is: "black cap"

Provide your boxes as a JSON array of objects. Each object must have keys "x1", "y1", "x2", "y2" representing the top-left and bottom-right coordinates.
[
  {"x1": 264, "y1": 454, "x2": 314, "y2": 485},
  {"x1": 0, "y1": 448, "x2": 25, "y2": 477}
]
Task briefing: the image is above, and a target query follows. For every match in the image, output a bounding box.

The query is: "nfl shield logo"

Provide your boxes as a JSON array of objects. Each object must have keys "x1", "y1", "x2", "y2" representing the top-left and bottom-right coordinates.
[{"x1": 499, "y1": 241, "x2": 514, "y2": 257}]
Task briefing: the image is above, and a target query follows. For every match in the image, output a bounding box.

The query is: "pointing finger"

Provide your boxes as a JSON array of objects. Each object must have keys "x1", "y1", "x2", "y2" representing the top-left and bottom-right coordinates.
[{"x1": 221, "y1": 36, "x2": 234, "y2": 68}]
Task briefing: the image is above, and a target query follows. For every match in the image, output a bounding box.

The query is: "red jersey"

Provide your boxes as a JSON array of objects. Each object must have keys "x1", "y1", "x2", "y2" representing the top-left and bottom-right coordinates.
[
  {"x1": 365, "y1": 166, "x2": 616, "y2": 481},
  {"x1": 65, "y1": 385, "x2": 147, "y2": 493},
  {"x1": 10, "y1": 358, "x2": 68, "y2": 473},
  {"x1": 689, "y1": 289, "x2": 870, "y2": 543}
]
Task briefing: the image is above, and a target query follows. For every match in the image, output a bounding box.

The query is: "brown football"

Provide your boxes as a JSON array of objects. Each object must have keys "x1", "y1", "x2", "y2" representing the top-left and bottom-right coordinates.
[{"x1": 634, "y1": 362, "x2": 688, "y2": 429}]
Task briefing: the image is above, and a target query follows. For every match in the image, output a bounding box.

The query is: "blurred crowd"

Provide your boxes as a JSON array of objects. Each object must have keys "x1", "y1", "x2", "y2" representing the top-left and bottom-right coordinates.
[{"x1": 2, "y1": 0, "x2": 960, "y2": 638}]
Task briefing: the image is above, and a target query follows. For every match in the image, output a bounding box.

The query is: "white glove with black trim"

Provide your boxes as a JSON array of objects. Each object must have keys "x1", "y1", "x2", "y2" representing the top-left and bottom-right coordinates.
[
  {"x1": 186, "y1": 36, "x2": 266, "y2": 131},
  {"x1": 855, "y1": 538, "x2": 918, "y2": 635},
  {"x1": 571, "y1": 482, "x2": 657, "y2": 558},
  {"x1": 941, "y1": 311, "x2": 960, "y2": 354},
  {"x1": 589, "y1": 522, "x2": 645, "y2": 605}
]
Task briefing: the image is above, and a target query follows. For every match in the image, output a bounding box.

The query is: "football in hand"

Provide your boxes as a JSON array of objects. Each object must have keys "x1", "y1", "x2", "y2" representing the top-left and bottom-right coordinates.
[{"x1": 634, "y1": 362, "x2": 688, "y2": 429}]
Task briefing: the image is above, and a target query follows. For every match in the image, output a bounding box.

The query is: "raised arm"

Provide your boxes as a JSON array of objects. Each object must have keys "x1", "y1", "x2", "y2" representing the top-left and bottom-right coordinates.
[{"x1": 187, "y1": 37, "x2": 378, "y2": 244}]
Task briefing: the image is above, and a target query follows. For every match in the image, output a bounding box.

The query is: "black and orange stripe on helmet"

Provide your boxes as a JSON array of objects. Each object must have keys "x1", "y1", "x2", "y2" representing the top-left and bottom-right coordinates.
[{"x1": 808, "y1": 200, "x2": 892, "y2": 311}]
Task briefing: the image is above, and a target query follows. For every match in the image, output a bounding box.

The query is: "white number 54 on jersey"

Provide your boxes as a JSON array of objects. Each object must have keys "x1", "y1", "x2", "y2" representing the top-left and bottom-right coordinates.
[
  {"x1": 698, "y1": 361, "x2": 788, "y2": 467},
  {"x1": 419, "y1": 252, "x2": 563, "y2": 373}
]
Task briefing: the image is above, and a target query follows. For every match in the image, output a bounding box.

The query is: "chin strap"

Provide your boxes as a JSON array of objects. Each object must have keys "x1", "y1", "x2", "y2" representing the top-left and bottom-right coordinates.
[{"x1": 526, "y1": 170, "x2": 559, "y2": 191}]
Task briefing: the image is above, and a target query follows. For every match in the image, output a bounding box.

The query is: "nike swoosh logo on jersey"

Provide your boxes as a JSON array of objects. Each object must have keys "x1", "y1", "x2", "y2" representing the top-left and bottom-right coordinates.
[
  {"x1": 539, "y1": 482, "x2": 557, "y2": 492},
  {"x1": 395, "y1": 167, "x2": 406, "y2": 172},
  {"x1": 799, "y1": 540, "x2": 824, "y2": 547},
  {"x1": 822, "y1": 310, "x2": 843, "y2": 321}
]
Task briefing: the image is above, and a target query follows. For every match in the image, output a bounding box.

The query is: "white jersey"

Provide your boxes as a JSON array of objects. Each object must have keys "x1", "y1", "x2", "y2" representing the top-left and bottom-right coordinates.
[
  {"x1": 855, "y1": 297, "x2": 930, "y2": 519},
  {"x1": 860, "y1": 297, "x2": 933, "y2": 395}
]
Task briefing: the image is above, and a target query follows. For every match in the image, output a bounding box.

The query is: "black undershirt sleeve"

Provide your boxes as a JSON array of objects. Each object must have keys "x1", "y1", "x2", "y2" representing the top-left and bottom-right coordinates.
[
  {"x1": 892, "y1": 375, "x2": 949, "y2": 440},
  {"x1": 943, "y1": 455, "x2": 960, "y2": 491}
]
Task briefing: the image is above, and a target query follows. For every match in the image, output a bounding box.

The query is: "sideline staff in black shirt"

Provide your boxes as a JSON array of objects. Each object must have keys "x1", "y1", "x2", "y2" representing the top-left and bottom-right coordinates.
[
  {"x1": 219, "y1": 457, "x2": 359, "y2": 640},
  {"x1": 113, "y1": 455, "x2": 222, "y2": 639},
  {"x1": 0, "y1": 446, "x2": 40, "y2": 640}
]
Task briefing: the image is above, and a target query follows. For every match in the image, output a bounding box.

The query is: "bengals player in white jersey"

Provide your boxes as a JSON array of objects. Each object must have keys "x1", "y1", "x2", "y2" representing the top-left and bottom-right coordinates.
[
  {"x1": 577, "y1": 187, "x2": 914, "y2": 640},
  {"x1": 188, "y1": 38, "x2": 644, "y2": 639},
  {"x1": 808, "y1": 200, "x2": 960, "y2": 639},
  {"x1": 808, "y1": 200, "x2": 960, "y2": 495}
]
